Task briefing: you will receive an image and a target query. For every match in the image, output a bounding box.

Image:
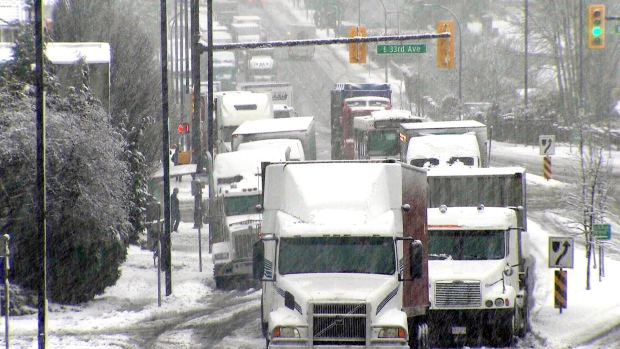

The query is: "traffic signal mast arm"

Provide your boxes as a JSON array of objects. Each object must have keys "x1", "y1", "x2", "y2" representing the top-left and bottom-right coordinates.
[{"x1": 196, "y1": 32, "x2": 451, "y2": 53}]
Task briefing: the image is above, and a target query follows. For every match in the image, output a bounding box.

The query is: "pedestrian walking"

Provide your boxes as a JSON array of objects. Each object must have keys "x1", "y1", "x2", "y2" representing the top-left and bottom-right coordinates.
[{"x1": 171, "y1": 188, "x2": 181, "y2": 232}]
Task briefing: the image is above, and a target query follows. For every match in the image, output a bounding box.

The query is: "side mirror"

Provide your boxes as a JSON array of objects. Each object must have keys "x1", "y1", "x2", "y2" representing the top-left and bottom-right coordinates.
[
  {"x1": 252, "y1": 240, "x2": 265, "y2": 280},
  {"x1": 410, "y1": 240, "x2": 423, "y2": 279}
]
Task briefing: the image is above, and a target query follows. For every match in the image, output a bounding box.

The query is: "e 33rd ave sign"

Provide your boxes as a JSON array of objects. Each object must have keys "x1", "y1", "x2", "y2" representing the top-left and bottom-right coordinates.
[{"x1": 377, "y1": 44, "x2": 427, "y2": 54}]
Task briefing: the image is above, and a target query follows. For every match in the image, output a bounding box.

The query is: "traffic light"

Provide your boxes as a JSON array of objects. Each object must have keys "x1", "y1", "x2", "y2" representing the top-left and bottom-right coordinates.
[
  {"x1": 437, "y1": 21, "x2": 455, "y2": 68},
  {"x1": 348, "y1": 26, "x2": 366, "y2": 64},
  {"x1": 588, "y1": 5, "x2": 605, "y2": 49},
  {"x1": 177, "y1": 122, "x2": 189, "y2": 134}
]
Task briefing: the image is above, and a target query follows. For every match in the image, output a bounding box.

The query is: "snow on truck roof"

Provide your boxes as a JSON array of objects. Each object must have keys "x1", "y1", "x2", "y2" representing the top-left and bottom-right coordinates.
[
  {"x1": 428, "y1": 206, "x2": 516, "y2": 230},
  {"x1": 400, "y1": 120, "x2": 485, "y2": 130},
  {"x1": 406, "y1": 133, "x2": 480, "y2": 159},
  {"x1": 426, "y1": 166, "x2": 526, "y2": 178},
  {"x1": 233, "y1": 116, "x2": 314, "y2": 135},
  {"x1": 264, "y1": 162, "x2": 403, "y2": 228},
  {"x1": 213, "y1": 148, "x2": 289, "y2": 178}
]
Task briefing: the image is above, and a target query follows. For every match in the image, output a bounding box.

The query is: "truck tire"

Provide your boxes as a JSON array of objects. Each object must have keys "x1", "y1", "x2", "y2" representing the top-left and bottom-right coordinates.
[
  {"x1": 409, "y1": 323, "x2": 428, "y2": 349},
  {"x1": 214, "y1": 276, "x2": 227, "y2": 289},
  {"x1": 495, "y1": 312, "x2": 515, "y2": 347}
]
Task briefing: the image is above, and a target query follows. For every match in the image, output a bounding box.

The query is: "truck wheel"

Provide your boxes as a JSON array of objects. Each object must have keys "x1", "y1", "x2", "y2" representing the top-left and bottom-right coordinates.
[
  {"x1": 409, "y1": 323, "x2": 428, "y2": 349},
  {"x1": 517, "y1": 268, "x2": 532, "y2": 337},
  {"x1": 214, "y1": 276, "x2": 226, "y2": 289},
  {"x1": 495, "y1": 313, "x2": 515, "y2": 347}
]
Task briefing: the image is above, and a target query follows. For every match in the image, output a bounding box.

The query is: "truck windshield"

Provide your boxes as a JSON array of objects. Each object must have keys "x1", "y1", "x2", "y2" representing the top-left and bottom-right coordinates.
[
  {"x1": 225, "y1": 194, "x2": 261, "y2": 216},
  {"x1": 428, "y1": 230, "x2": 505, "y2": 261},
  {"x1": 278, "y1": 237, "x2": 395, "y2": 275},
  {"x1": 368, "y1": 130, "x2": 399, "y2": 156}
]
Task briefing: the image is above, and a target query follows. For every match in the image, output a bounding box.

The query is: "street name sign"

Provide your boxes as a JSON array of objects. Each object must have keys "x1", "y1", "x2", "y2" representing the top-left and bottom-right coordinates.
[
  {"x1": 377, "y1": 44, "x2": 427, "y2": 54},
  {"x1": 593, "y1": 223, "x2": 611, "y2": 240}
]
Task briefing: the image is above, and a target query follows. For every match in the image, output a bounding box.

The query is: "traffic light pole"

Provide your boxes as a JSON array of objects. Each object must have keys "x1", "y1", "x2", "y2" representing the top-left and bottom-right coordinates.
[
  {"x1": 159, "y1": 0, "x2": 172, "y2": 297},
  {"x1": 190, "y1": 0, "x2": 202, "y2": 233}
]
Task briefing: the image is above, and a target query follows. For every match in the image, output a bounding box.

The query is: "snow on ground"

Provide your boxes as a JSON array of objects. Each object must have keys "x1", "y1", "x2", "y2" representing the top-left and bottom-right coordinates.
[{"x1": 0, "y1": 143, "x2": 618, "y2": 348}]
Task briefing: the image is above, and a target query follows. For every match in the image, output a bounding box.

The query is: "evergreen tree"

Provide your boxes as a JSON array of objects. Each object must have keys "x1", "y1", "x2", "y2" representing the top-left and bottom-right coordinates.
[{"x1": 0, "y1": 21, "x2": 131, "y2": 304}]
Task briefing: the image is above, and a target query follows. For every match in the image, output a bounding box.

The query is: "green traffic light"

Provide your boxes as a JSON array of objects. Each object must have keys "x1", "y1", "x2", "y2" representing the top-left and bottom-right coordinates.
[{"x1": 592, "y1": 27, "x2": 602, "y2": 36}]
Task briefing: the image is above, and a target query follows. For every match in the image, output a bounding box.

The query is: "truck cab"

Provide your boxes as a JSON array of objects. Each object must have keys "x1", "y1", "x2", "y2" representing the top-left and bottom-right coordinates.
[
  {"x1": 425, "y1": 167, "x2": 531, "y2": 347},
  {"x1": 254, "y1": 161, "x2": 430, "y2": 349},
  {"x1": 214, "y1": 91, "x2": 274, "y2": 154},
  {"x1": 246, "y1": 48, "x2": 276, "y2": 82},
  {"x1": 340, "y1": 96, "x2": 391, "y2": 159},
  {"x1": 208, "y1": 148, "x2": 291, "y2": 289},
  {"x1": 406, "y1": 132, "x2": 481, "y2": 168},
  {"x1": 427, "y1": 205, "x2": 530, "y2": 347},
  {"x1": 286, "y1": 23, "x2": 316, "y2": 60}
]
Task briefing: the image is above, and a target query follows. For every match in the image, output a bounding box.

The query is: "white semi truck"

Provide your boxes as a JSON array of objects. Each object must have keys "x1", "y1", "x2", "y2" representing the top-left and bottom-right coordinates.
[
  {"x1": 253, "y1": 160, "x2": 431, "y2": 349},
  {"x1": 230, "y1": 116, "x2": 317, "y2": 160},
  {"x1": 246, "y1": 48, "x2": 276, "y2": 82},
  {"x1": 207, "y1": 148, "x2": 292, "y2": 289},
  {"x1": 425, "y1": 167, "x2": 531, "y2": 347},
  {"x1": 214, "y1": 91, "x2": 273, "y2": 154},
  {"x1": 399, "y1": 120, "x2": 488, "y2": 168}
]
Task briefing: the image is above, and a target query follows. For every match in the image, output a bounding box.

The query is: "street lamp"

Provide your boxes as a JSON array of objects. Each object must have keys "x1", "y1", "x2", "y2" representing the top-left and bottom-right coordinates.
[{"x1": 422, "y1": 4, "x2": 462, "y2": 120}]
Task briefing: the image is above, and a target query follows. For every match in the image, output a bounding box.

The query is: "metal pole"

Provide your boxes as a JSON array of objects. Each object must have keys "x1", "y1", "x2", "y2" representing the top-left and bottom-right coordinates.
[
  {"x1": 184, "y1": 0, "x2": 190, "y2": 94},
  {"x1": 34, "y1": 0, "x2": 48, "y2": 347},
  {"x1": 160, "y1": 0, "x2": 173, "y2": 296},
  {"x1": 3, "y1": 234, "x2": 10, "y2": 349},
  {"x1": 379, "y1": 0, "x2": 388, "y2": 83},
  {"x1": 191, "y1": 0, "x2": 202, "y2": 234},
  {"x1": 524, "y1": 0, "x2": 529, "y2": 109}
]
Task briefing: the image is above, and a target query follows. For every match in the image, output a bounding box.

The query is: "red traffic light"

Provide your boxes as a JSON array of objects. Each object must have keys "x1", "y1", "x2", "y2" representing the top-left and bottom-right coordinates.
[{"x1": 177, "y1": 123, "x2": 189, "y2": 133}]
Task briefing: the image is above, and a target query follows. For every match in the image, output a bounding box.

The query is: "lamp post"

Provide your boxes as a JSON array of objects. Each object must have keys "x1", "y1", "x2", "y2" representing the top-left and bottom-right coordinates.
[
  {"x1": 379, "y1": 0, "x2": 389, "y2": 83},
  {"x1": 423, "y1": 3, "x2": 462, "y2": 120}
]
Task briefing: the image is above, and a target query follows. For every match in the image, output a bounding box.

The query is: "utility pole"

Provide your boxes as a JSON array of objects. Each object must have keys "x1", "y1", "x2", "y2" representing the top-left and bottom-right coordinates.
[
  {"x1": 160, "y1": 0, "x2": 172, "y2": 296},
  {"x1": 191, "y1": 0, "x2": 202, "y2": 232},
  {"x1": 34, "y1": 0, "x2": 48, "y2": 347}
]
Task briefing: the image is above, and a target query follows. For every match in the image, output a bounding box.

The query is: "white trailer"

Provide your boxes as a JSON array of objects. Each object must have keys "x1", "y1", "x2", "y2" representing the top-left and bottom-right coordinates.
[
  {"x1": 230, "y1": 116, "x2": 317, "y2": 159},
  {"x1": 253, "y1": 160, "x2": 430, "y2": 349},
  {"x1": 236, "y1": 81, "x2": 294, "y2": 113},
  {"x1": 425, "y1": 167, "x2": 531, "y2": 347}
]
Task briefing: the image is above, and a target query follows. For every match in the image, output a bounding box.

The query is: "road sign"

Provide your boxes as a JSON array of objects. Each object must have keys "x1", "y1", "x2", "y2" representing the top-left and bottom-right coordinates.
[
  {"x1": 377, "y1": 44, "x2": 427, "y2": 54},
  {"x1": 593, "y1": 223, "x2": 611, "y2": 240},
  {"x1": 554, "y1": 270, "x2": 567, "y2": 311},
  {"x1": 539, "y1": 135, "x2": 555, "y2": 155},
  {"x1": 549, "y1": 237, "x2": 574, "y2": 268},
  {"x1": 616, "y1": 24, "x2": 620, "y2": 34}
]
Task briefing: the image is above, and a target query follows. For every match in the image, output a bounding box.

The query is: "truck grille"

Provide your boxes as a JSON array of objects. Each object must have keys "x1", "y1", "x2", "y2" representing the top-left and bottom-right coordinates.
[
  {"x1": 232, "y1": 229, "x2": 257, "y2": 260},
  {"x1": 435, "y1": 281, "x2": 481, "y2": 308},
  {"x1": 312, "y1": 303, "x2": 367, "y2": 345}
]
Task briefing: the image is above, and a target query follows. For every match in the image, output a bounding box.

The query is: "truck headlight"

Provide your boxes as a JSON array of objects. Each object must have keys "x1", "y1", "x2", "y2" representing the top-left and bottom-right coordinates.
[
  {"x1": 213, "y1": 252, "x2": 229, "y2": 260},
  {"x1": 273, "y1": 326, "x2": 300, "y2": 338},
  {"x1": 378, "y1": 327, "x2": 405, "y2": 338}
]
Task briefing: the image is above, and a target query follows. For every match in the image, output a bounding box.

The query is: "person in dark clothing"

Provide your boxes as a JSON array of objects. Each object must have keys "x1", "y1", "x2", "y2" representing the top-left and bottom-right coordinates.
[{"x1": 171, "y1": 188, "x2": 181, "y2": 232}]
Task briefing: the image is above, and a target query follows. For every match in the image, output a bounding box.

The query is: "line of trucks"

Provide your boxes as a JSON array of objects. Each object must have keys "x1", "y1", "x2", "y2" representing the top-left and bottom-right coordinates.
[{"x1": 198, "y1": 81, "x2": 532, "y2": 348}]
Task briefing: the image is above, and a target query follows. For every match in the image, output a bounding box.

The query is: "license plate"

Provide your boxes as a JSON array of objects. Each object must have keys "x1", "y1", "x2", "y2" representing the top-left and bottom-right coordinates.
[{"x1": 452, "y1": 326, "x2": 467, "y2": 335}]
